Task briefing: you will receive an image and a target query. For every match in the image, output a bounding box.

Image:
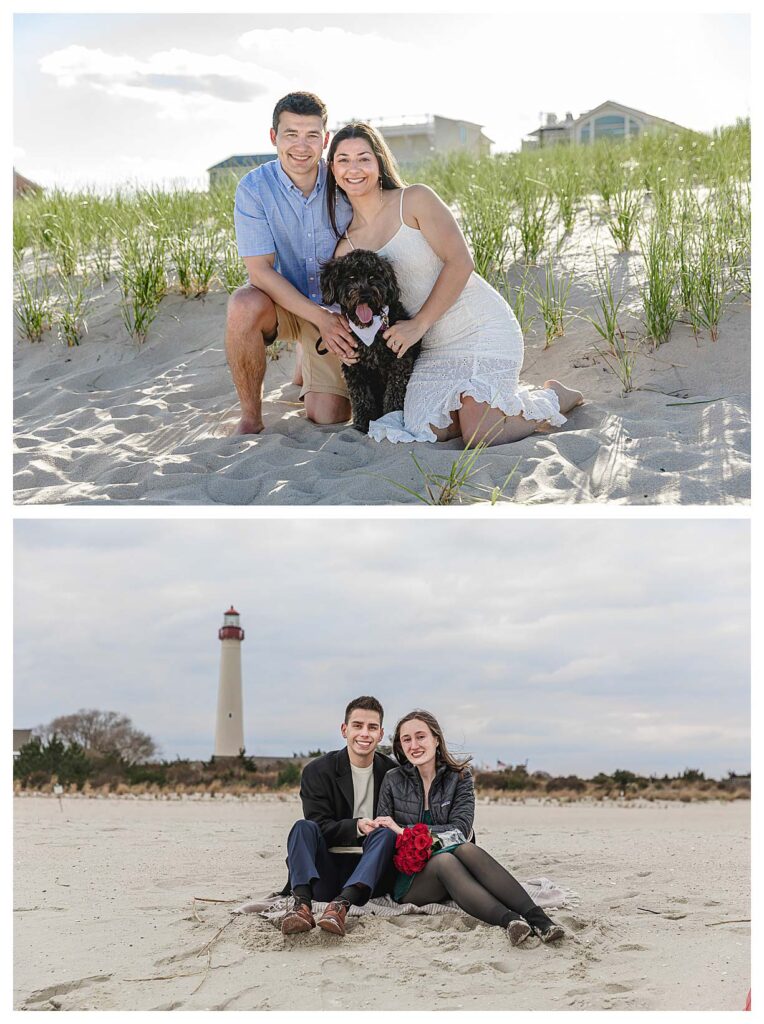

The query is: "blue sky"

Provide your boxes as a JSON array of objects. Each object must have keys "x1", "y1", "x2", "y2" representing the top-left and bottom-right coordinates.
[
  {"x1": 13, "y1": 12, "x2": 750, "y2": 190},
  {"x1": 13, "y1": 519, "x2": 750, "y2": 778}
]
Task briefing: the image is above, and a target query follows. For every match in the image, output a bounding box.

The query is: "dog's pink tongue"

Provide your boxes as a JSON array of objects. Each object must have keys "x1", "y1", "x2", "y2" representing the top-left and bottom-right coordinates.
[{"x1": 355, "y1": 303, "x2": 373, "y2": 325}]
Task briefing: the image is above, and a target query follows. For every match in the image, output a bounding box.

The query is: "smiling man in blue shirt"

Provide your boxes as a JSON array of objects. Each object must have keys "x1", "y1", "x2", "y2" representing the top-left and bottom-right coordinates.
[{"x1": 226, "y1": 92, "x2": 357, "y2": 434}]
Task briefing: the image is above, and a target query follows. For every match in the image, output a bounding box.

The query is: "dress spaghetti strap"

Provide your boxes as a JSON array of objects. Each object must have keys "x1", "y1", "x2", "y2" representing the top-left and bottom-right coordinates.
[{"x1": 345, "y1": 187, "x2": 405, "y2": 252}]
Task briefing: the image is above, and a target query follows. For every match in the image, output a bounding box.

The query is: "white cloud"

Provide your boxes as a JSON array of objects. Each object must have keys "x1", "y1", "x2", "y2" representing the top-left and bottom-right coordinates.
[
  {"x1": 39, "y1": 44, "x2": 138, "y2": 86},
  {"x1": 13, "y1": 518, "x2": 749, "y2": 776},
  {"x1": 38, "y1": 44, "x2": 281, "y2": 120},
  {"x1": 20, "y1": 15, "x2": 748, "y2": 189},
  {"x1": 237, "y1": 26, "x2": 415, "y2": 77}
]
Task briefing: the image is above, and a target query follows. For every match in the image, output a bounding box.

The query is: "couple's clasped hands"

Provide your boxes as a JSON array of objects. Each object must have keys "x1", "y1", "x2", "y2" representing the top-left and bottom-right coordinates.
[
  {"x1": 317, "y1": 307, "x2": 424, "y2": 366},
  {"x1": 358, "y1": 815, "x2": 403, "y2": 836}
]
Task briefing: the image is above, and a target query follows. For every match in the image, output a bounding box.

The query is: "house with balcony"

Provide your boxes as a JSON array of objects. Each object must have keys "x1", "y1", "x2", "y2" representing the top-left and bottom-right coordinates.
[
  {"x1": 349, "y1": 114, "x2": 493, "y2": 166},
  {"x1": 522, "y1": 100, "x2": 689, "y2": 149},
  {"x1": 208, "y1": 114, "x2": 493, "y2": 186}
]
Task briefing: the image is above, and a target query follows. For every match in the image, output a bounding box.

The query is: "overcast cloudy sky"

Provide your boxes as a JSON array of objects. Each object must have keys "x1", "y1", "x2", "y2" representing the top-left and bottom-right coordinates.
[
  {"x1": 14, "y1": 519, "x2": 749, "y2": 778},
  {"x1": 14, "y1": 11, "x2": 750, "y2": 190}
]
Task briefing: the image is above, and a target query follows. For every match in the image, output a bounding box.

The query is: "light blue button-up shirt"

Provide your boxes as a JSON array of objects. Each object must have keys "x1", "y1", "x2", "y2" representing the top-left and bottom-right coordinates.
[{"x1": 234, "y1": 159, "x2": 352, "y2": 305}]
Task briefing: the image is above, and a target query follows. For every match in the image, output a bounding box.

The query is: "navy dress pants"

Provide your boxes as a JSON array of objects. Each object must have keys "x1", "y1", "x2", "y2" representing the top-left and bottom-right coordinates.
[{"x1": 286, "y1": 819, "x2": 397, "y2": 903}]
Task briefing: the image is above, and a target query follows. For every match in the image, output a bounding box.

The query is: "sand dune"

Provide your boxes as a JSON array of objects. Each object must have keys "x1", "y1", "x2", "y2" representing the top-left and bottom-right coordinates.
[
  {"x1": 13, "y1": 796, "x2": 750, "y2": 1011},
  {"x1": 13, "y1": 255, "x2": 750, "y2": 505}
]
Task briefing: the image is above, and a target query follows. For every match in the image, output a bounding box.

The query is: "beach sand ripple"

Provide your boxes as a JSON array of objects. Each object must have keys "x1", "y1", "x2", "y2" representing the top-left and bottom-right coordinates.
[
  {"x1": 13, "y1": 286, "x2": 750, "y2": 505},
  {"x1": 13, "y1": 797, "x2": 750, "y2": 1011}
]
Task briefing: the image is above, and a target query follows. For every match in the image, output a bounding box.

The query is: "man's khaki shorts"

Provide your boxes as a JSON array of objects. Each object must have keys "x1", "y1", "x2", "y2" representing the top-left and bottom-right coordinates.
[{"x1": 272, "y1": 303, "x2": 348, "y2": 400}]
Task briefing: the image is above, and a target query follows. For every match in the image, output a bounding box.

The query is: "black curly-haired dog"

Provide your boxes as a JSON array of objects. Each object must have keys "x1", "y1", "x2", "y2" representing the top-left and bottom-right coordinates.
[{"x1": 319, "y1": 249, "x2": 421, "y2": 434}]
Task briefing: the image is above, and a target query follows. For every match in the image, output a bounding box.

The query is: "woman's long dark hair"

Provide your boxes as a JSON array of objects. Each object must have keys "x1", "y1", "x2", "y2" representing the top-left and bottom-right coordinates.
[
  {"x1": 392, "y1": 709, "x2": 472, "y2": 774},
  {"x1": 326, "y1": 121, "x2": 406, "y2": 238}
]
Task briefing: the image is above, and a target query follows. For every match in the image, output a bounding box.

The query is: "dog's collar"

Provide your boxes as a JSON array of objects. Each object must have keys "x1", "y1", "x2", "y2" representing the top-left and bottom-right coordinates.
[{"x1": 326, "y1": 304, "x2": 389, "y2": 348}]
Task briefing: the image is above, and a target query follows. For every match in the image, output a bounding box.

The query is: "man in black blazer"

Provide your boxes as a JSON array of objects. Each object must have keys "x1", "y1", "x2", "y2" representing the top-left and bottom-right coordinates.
[{"x1": 281, "y1": 695, "x2": 397, "y2": 937}]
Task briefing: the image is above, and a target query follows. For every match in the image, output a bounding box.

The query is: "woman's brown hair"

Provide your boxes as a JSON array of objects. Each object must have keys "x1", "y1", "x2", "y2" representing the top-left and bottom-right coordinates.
[
  {"x1": 392, "y1": 709, "x2": 472, "y2": 774},
  {"x1": 326, "y1": 121, "x2": 406, "y2": 237}
]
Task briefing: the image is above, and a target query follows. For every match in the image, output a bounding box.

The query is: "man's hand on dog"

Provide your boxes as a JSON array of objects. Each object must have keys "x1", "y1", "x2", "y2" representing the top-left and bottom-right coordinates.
[
  {"x1": 317, "y1": 308, "x2": 359, "y2": 364},
  {"x1": 383, "y1": 319, "x2": 425, "y2": 359}
]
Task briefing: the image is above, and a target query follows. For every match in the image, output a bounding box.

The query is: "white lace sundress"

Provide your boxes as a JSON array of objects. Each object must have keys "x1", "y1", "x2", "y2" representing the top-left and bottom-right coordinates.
[{"x1": 353, "y1": 190, "x2": 565, "y2": 443}]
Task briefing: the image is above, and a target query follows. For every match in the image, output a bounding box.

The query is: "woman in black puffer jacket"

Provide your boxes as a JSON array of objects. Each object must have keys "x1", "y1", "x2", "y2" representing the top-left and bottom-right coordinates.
[{"x1": 375, "y1": 710, "x2": 564, "y2": 946}]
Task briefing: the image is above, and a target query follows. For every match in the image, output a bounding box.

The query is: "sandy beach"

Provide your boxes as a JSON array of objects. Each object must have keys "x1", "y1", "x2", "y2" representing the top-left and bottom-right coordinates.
[
  {"x1": 13, "y1": 795, "x2": 750, "y2": 1011},
  {"x1": 13, "y1": 228, "x2": 750, "y2": 506}
]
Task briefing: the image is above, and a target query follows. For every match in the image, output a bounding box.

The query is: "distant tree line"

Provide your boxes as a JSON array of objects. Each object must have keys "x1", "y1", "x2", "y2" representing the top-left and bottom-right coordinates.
[
  {"x1": 35, "y1": 709, "x2": 158, "y2": 763},
  {"x1": 472, "y1": 762, "x2": 749, "y2": 797},
  {"x1": 12, "y1": 715, "x2": 750, "y2": 798},
  {"x1": 13, "y1": 709, "x2": 304, "y2": 792}
]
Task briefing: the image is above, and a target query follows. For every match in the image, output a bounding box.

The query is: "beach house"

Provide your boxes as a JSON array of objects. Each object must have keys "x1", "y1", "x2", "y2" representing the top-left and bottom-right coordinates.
[
  {"x1": 343, "y1": 114, "x2": 493, "y2": 166},
  {"x1": 207, "y1": 154, "x2": 273, "y2": 189},
  {"x1": 13, "y1": 729, "x2": 33, "y2": 758},
  {"x1": 522, "y1": 100, "x2": 689, "y2": 150},
  {"x1": 207, "y1": 114, "x2": 492, "y2": 187},
  {"x1": 14, "y1": 170, "x2": 42, "y2": 199}
]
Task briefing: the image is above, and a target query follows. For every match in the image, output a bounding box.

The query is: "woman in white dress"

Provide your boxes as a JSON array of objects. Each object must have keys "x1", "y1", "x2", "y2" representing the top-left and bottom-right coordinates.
[{"x1": 325, "y1": 122, "x2": 583, "y2": 445}]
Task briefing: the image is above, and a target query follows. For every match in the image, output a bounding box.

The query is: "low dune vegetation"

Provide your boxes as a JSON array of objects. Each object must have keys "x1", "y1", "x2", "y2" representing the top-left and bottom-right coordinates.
[
  {"x1": 13, "y1": 121, "x2": 749, "y2": 398},
  {"x1": 12, "y1": 738, "x2": 750, "y2": 801}
]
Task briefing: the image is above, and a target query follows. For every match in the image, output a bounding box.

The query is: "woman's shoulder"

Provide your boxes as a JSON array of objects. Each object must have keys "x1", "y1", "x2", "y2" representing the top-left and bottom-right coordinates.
[
  {"x1": 381, "y1": 764, "x2": 415, "y2": 787},
  {"x1": 403, "y1": 182, "x2": 434, "y2": 197},
  {"x1": 402, "y1": 182, "x2": 443, "y2": 207}
]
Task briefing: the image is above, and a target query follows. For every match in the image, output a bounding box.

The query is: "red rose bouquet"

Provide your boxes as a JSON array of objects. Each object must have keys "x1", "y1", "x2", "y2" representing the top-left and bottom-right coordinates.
[{"x1": 393, "y1": 823, "x2": 440, "y2": 875}]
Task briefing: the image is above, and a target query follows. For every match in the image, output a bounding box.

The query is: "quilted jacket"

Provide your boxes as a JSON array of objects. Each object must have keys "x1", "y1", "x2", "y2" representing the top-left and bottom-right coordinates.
[{"x1": 376, "y1": 761, "x2": 475, "y2": 839}]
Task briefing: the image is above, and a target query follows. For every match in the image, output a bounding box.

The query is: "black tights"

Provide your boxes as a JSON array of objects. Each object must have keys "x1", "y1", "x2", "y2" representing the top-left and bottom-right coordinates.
[{"x1": 404, "y1": 843, "x2": 541, "y2": 928}]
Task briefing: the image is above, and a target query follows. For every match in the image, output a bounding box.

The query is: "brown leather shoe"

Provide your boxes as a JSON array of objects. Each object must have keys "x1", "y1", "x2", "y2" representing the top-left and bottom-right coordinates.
[
  {"x1": 317, "y1": 900, "x2": 348, "y2": 936},
  {"x1": 281, "y1": 901, "x2": 315, "y2": 935}
]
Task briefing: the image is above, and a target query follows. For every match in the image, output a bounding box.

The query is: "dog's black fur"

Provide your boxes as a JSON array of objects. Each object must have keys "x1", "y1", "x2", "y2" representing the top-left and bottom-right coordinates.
[{"x1": 319, "y1": 249, "x2": 421, "y2": 433}]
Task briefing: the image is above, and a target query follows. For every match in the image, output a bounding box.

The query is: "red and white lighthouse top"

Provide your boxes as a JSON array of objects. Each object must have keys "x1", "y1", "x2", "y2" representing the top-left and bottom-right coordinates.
[{"x1": 219, "y1": 606, "x2": 244, "y2": 641}]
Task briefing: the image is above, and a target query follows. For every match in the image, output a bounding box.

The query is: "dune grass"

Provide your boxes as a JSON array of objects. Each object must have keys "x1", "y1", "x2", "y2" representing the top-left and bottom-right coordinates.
[
  {"x1": 532, "y1": 259, "x2": 574, "y2": 347},
  {"x1": 12, "y1": 119, "x2": 749, "y2": 356},
  {"x1": 583, "y1": 250, "x2": 626, "y2": 354},
  {"x1": 14, "y1": 263, "x2": 54, "y2": 342}
]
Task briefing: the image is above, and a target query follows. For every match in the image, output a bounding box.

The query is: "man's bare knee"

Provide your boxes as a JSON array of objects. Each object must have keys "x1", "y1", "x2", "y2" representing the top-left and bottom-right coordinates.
[
  {"x1": 227, "y1": 285, "x2": 276, "y2": 333},
  {"x1": 304, "y1": 393, "x2": 351, "y2": 425}
]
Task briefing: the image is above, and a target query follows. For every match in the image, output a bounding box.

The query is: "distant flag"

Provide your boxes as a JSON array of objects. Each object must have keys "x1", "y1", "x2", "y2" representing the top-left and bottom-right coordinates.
[{"x1": 497, "y1": 760, "x2": 506, "y2": 768}]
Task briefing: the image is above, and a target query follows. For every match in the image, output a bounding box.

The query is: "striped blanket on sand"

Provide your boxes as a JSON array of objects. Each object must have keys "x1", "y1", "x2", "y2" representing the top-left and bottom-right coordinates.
[{"x1": 233, "y1": 877, "x2": 579, "y2": 921}]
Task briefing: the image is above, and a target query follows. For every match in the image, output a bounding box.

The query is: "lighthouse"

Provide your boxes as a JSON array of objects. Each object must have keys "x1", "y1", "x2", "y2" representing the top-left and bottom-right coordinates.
[{"x1": 214, "y1": 606, "x2": 245, "y2": 757}]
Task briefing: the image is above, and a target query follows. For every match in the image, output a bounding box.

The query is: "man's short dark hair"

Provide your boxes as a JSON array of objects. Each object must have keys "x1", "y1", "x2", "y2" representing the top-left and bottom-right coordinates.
[
  {"x1": 344, "y1": 696, "x2": 384, "y2": 725},
  {"x1": 272, "y1": 92, "x2": 328, "y2": 133}
]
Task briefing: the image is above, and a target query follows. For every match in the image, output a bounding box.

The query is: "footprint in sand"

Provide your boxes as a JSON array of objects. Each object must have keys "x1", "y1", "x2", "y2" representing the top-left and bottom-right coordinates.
[
  {"x1": 455, "y1": 962, "x2": 492, "y2": 975},
  {"x1": 485, "y1": 961, "x2": 515, "y2": 974},
  {"x1": 318, "y1": 961, "x2": 378, "y2": 1010},
  {"x1": 24, "y1": 974, "x2": 113, "y2": 1007},
  {"x1": 557, "y1": 913, "x2": 590, "y2": 933}
]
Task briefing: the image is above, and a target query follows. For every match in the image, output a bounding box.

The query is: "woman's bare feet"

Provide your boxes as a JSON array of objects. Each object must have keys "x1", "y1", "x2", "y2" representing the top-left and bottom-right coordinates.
[{"x1": 544, "y1": 380, "x2": 584, "y2": 416}]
